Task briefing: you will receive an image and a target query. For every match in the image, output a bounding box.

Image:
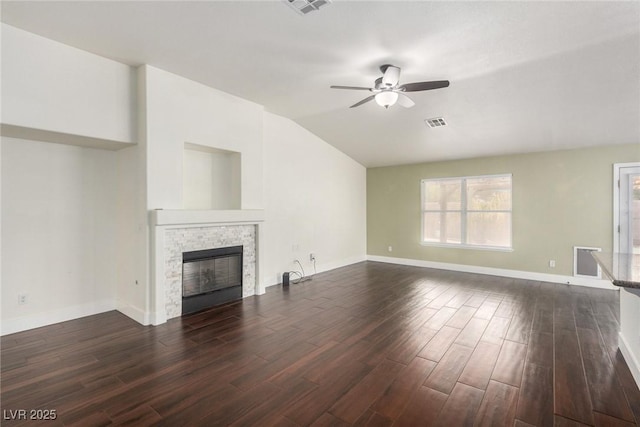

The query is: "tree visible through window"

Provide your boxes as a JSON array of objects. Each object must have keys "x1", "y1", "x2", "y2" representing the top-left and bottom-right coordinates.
[{"x1": 421, "y1": 174, "x2": 512, "y2": 249}]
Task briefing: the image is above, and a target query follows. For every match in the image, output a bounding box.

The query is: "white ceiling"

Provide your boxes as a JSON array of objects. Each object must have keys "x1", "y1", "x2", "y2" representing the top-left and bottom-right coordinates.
[{"x1": 2, "y1": 1, "x2": 639, "y2": 167}]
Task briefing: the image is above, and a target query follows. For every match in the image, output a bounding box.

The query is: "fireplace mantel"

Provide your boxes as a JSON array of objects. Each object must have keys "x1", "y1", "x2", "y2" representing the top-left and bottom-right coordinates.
[
  {"x1": 151, "y1": 209, "x2": 264, "y2": 227},
  {"x1": 150, "y1": 209, "x2": 265, "y2": 325}
]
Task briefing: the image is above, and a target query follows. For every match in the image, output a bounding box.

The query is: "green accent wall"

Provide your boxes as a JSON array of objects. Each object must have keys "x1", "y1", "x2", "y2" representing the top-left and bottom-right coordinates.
[{"x1": 367, "y1": 144, "x2": 640, "y2": 276}]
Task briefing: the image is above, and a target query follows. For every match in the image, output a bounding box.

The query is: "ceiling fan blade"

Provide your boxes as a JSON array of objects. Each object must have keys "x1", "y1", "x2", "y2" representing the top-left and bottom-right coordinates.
[
  {"x1": 399, "y1": 80, "x2": 450, "y2": 92},
  {"x1": 330, "y1": 85, "x2": 372, "y2": 91},
  {"x1": 381, "y1": 65, "x2": 401, "y2": 87},
  {"x1": 396, "y1": 92, "x2": 415, "y2": 108},
  {"x1": 350, "y1": 95, "x2": 375, "y2": 108}
]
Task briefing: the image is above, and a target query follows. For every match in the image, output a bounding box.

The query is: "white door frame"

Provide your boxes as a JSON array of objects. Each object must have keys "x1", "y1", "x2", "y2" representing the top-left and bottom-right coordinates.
[{"x1": 614, "y1": 162, "x2": 640, "y2": 253}]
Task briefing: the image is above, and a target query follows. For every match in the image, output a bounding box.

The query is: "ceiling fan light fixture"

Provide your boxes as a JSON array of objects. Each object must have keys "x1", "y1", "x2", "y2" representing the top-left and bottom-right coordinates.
[
  {"x1": 330, "y1": 65, "x2": 449, "y2": 109},
  {"x1": 375, "y1": 91, "x2": 398, "y2": 108}
]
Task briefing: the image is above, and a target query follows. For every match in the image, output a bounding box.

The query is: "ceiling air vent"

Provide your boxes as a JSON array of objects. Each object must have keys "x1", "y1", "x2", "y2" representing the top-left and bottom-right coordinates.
[
  {"x1": 284, "y1": 0, "x2": 331, "y2": 14},
  {"x1": 425, "y1": 117, "x2": 447, "y2": 128}
]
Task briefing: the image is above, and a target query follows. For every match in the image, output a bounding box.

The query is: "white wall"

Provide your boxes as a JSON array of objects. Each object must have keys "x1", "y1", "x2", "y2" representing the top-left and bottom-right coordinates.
[
  {"x1": 1, "y1": 24, "x2": 141, "y2": 334},
  {"x1": 262, "y1": 112, "x2": 367, "y2": 285},
  {"x1": 143, "y1": 65, "x2": 263, "y2": 210},
  {"x1": 1, "y1": 24, "x2": 136, "y2": 144},
  {"x1": 115, "y1": 145, "x2": 147, "y2": 322},
  {"x1": 1, "y1": 137, "x2": 118, "y2": 334}
]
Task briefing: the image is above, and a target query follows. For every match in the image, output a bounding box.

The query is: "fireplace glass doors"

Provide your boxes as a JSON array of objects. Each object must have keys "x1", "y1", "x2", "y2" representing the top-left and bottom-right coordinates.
[{"x1": 181, "y1": 245, "x2": 243, "y2": 315}]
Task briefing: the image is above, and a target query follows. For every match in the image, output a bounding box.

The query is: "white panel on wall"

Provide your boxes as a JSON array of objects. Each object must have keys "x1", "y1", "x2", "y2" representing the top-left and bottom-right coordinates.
[{"x1": 573, "y1": 246, "x2": 602, "y2": 278}]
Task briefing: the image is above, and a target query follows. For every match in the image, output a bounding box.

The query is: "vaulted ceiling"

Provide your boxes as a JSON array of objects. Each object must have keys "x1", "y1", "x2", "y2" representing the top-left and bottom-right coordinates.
[{"x1": 2, "y1": 1, "x2": 639, "y2": 167}]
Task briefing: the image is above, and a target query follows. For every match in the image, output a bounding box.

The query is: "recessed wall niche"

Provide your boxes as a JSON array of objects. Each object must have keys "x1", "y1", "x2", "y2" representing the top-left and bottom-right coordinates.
[{"x1": 183, "y1": 142, "x2": 241, "y2": 210}]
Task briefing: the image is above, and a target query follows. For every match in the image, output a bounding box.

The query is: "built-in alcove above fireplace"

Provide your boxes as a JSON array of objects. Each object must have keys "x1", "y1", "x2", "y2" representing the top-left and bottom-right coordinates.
[
  {"x1": 183, "y1": 143, "x2": 241, "y2": 210},
  {"x1": 151, "y1": 209, "x2": 264, "y2": 324}
]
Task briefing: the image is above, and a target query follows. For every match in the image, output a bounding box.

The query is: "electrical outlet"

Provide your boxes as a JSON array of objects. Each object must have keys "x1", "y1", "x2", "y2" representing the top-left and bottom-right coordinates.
[
  {"x1": 18, "y1": 294, "x2": 27, "y2": 305},
  {"x1": 549, "y1": 260, "x2": 556, "y2": 268},
  {"x1": 388, "y1": 246, "x2": 393, "y2": 252},
  {"x1": 310, "y1": 253, "x2": 316, "y2": 262}
]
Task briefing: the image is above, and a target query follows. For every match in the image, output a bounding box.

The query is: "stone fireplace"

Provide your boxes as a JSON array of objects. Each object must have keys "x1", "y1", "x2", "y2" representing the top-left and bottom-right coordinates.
[{"x1": 151, "y1": 210, "x2": 264, "y2": 323}]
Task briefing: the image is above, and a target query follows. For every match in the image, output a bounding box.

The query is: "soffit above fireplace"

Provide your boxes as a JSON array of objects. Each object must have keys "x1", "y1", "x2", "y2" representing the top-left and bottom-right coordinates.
[{"x1": 151, "y1": 209, "x2": 265, "y2": 227}]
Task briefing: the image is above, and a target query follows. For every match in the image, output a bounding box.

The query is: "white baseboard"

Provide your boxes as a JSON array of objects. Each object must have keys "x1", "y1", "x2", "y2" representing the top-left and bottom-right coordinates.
[
  {"x1": 116, "y1": 301, "x2": 150, "y2": 325},
  {"x1": 619, "y1": 331, "x2": 640, "y2": 388},
  {"x1": 263, "y1": 254, "x2": 368, "y2": 289},
  {"x1": 367, "y1": 255, "x2": 616, "y2": 290},
  {"x1": 1, "y1": 299, "x2": 117, "y2": 336},
  {"x1": 316, "y1": 254, "x2": 369, "y2": 276}
]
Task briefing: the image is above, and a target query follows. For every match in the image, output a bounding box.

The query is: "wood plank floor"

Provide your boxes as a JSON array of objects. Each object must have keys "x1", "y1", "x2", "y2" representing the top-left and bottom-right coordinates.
[{"x1": 2, "y1": 261, "x2": 640, "y2": 426}]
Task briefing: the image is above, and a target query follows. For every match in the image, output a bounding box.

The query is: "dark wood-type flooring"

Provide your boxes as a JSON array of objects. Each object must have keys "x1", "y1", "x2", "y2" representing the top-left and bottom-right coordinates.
[{"x1": 3, "y1": 262, "x2": 640, "y2": 426}]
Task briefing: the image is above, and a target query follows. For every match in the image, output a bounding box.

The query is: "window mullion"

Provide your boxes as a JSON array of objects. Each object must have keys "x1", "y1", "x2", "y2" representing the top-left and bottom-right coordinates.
[{"x1": 461, "y1": 178, "x2": 467, "y2": 244}]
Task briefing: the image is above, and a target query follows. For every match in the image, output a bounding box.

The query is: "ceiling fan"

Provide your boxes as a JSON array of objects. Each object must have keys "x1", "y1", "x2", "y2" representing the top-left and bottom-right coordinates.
[{"x1": 330, "y1": 64, "x2": 449, "y2": 109}]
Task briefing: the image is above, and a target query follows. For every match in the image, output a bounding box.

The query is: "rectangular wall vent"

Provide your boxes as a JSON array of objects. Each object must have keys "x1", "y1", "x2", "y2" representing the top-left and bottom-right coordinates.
[
  {"x1": 284, "y1": 0, "x2": 331, "y2": 15},
  {"x1": 425, "y1": 117, "x2": 447, "y2": 128},
  {"x1": 573, "y1": 246, "x2": 602, "y2": 279}
]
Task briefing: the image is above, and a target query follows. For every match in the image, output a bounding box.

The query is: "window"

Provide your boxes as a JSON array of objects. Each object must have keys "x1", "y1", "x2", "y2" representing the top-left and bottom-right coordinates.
[{"x1": 421, "y1": 174, "x2": 512, "y2": 249}]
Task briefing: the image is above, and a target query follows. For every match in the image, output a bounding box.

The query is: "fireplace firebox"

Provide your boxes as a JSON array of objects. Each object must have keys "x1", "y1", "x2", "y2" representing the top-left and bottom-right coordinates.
[{"x1": 182, "y1": 245, "x2": 243, "y2": 315}]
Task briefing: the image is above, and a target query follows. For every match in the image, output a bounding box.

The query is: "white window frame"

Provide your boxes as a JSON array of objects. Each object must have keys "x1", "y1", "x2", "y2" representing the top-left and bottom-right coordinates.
[{"x1": 420, "y1": 173, "x2": 513, "y2": 251}]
